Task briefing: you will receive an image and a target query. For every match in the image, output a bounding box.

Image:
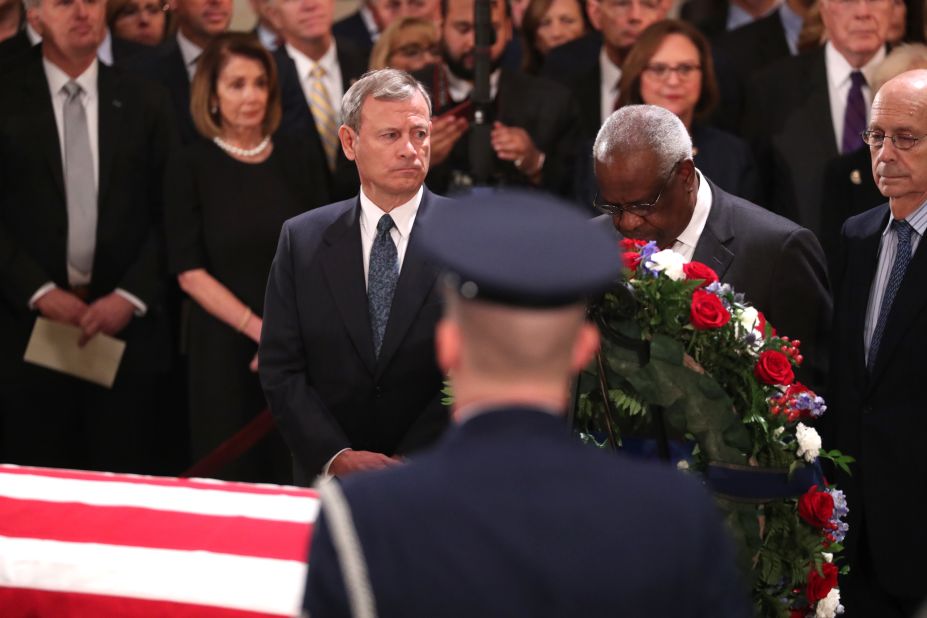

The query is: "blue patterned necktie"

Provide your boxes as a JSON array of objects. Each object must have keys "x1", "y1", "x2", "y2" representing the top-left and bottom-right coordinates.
[
  {"x1": 868, "y1": 219, "x2": 914, "y2": 367},
  {"x1": 842, "y1": 71, "x2": 867, "y2": 155},
  {"x1": 368, "y1": 214, "x2": 399, "y2": 357}
]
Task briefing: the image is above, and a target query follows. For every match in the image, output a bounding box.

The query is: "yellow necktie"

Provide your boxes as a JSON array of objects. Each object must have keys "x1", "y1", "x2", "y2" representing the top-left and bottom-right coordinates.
[{"x1": 308, "y1": 65, "x2": 339, "y2": 171}]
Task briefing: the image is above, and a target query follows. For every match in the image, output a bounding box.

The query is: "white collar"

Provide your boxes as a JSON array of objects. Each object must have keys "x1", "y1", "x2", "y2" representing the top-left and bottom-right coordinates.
[
  {"x1": 359, "y1": 186, "x2": 423, "y2": 239},
  {"x1": 444, "y1": 65, "x2": 501, "y2": 102},
  {"x1": 286, "y1": 39, "x2": 339, "y2": 79},
  {"x1": 26, "y1": 23, "x2": 41, "y2": 45},
  {"x1": 825, "y1": 40, "x2": 885, "y2": 90},
  {"x1": 43, "y1": 56, "x2": 99, "y2": 99},
  {"x1": 359, "y1": 4, "x2": 380, "y2": 41},
  {"x1": 600, "y1": 46, "x2": 622, "y2": 94},
  {"x1": 675, "y1": 168, "x2": 712, "y2": 252},
  {"x1": 176, "y1": 30, "x2": 203, "y2": 69},
  {"x1": 97, "y1": 28, "x2": 113, "y2": 66}
]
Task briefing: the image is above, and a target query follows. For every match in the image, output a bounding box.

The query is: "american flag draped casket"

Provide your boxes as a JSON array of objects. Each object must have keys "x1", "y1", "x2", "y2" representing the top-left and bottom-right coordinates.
[{"x1": 0, "y1": 465, "x2": 319, "y2": 617}]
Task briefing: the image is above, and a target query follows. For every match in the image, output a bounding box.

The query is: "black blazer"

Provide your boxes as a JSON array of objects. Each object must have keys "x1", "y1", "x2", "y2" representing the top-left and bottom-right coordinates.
[
  {"x1": 0, "y1": 53, "x2": 177, "y2": 375},
  {"x1": 129, "y1": 37, "x2": 196, "y2": 144},
  {"x1": 680, "y1": 0, "x2": 730, "y2": 40},
  {"x1": 331, "y1": 11, "x2": 374, "y2": 53},
  {"x1": 742, "y1": 47, "x2": 838, "y2": 233},
  {"x1": 827, "y1": 204, "x2": 927, "y2": 597},
  {"x1": 305, "y1": 408, "x2": 753, "y2": 617},
  {"x1": 259, "y1": 189, "x2": 451, "y2": 479},
  {"x1": 273, "y1": 39, "x2": 368, "y2": 201},
  {"x1": 414, "y1": 66, "x2": 581, "y2": 197},
  {"x1": 692, "y1": 124, "x2": 760, "y2": 203}
]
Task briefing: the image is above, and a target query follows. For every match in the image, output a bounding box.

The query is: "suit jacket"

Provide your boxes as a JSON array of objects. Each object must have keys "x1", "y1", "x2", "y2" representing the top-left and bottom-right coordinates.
[
  {"x1": 414, "y1": 65, "x2": 581, "y2": 197},
  {"x1": 0, "y1": 52, "x2": 176, "y2": 376},
  {"x1": 742, "y1": 47, "x2": 838, "y2": 233},
  {"x1": 0, "y1": 31, "x2": 147, "y2": 74},
  {"x1": 304, "y1": 407, "x2": 753, "y2": 617},
  {"x1": 129, "y1": 37, "x2": 197, "y2": 144},
  {"x1": 819, "y1": 145, "x2": 884, "y2": 271},
  {"x1": 712, "y1": 9, "x2": 790, "y2": 133},
  {"x1": 827, "y1": 204, "x2": 927, "y2": 597},
  {"x1": 692, "y1": 124, "x2": 760, "y2": 203},
  {"x1": 273, "y1": 39, "x2": 368, "y2": 201},
  {"x1": 259, "y1": 189, "x2": 451, "y2": 479},
  {"x1": 331, "y1": 11, "x2": 374, "y2": 53},
  {"x1": 680, "y1": 0, "x2": 730, "y2": 40},
  {"x1": 593, "y1": 178, "x2": 832, "y2": 388}
]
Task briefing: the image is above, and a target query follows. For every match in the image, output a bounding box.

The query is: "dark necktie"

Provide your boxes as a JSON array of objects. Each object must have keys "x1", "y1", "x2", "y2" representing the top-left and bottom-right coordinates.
[
  {"x1": 842, "y1": 71, "x2": 866, "y2": 155},
  {"x1": 868, "y1": 219, "x2": 914, "y2": 367},
  {"x1": 368, "y1": 214, "x2": 399, "y2": 357}
]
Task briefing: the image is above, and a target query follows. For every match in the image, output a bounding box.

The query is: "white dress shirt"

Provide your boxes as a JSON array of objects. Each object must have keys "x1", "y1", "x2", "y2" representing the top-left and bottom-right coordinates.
[
  {"x1": 322, "y1": 186, "x2": 424, "y2": 474},
  {"x1": 287, "y1": 41, "x2": 344, "y2": 123},
  {"x1": 671, "y1": 169, "x2": 712, "y2": 261},
  {"x1": 599, "y1": 47, "x2": 622, "y2": 126},
  {"x1": 29, "y1": 58, "x2": 146, "y2": 314},
  {"x1": 825, "y1": 42, "x2": 886, "y2": 153},
  {"x1": 444, "y1": 65, "x2": 501, "y2": 102},
  {"x1": 176, "y1": 30, "x2": 203, "y2": 81},
  {"x1": 359, "y1": 4, "x2": 381, "y2": 42}
]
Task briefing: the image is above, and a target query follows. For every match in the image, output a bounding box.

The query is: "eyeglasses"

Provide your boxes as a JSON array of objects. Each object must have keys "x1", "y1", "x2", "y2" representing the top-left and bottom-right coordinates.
[
  {"x1": 116, "y1": 1, "x2": 168, "y2": 18},
  {"x1": 643, "y1": 63, "x2": 701, "y2": 81},
  {"x1": 861, "y1": 130, "x2": 927, "y2": 150},
  {"x1": 390, "y1": 43, "x2": 441, "y2": 60},
  {"x1": 593, "y1": 161, "x2": 680, "y2": 217},
  {"x1": 600, "y1": 0, "x2": 663, "y2": 13}
]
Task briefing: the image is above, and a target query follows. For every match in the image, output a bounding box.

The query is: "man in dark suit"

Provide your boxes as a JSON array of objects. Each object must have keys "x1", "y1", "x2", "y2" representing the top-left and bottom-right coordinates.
[
  {"x1": 333, "y1": 0, "x2": 440, "y2": 54},
  {"x1": 303, "y1": 189, "x2": 753, "y2": 618},
  {"x1": 260, "y1": 70, "x2": 449, "y2": 483},
  {"x1": 827, "y1": 70, "x2": 927, "y2": 618},
  {"x1": 271, "y1": 0, "x2": 367, "y2": 201},
  {"x1": 742, "y1": 0, "x2": 892, "y2": 232},
  {"x1": 0, "y1": 0, "x2": 176, "y2": 472},
  {"x1": 594, "y1": 105, "x2": 831, "y2": 388},
  {"x1": 131, "y1": 0, "x2": 232, "y2": 143},
  {"x1": 679, "y1": 0, "x2": 778, "y2": 40},
  {"x1": 414, "y1": 0, "x2": 580, "y2": 196}
]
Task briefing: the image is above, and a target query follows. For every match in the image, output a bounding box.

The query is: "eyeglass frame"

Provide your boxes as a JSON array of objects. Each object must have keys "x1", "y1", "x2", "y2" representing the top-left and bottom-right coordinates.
[
  {"x1": 642, "y1": 62, "x2": 702, "y2": 81},
  {"x1": 860, "y1": 130, "x2": 927, "y2": 151},
  {"x1": 593, "y1": 160, "x2": 682, "y2": 217}
]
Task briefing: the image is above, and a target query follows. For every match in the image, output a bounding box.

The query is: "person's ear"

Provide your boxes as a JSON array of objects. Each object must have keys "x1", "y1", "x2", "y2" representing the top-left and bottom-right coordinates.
[
  {"x1": 680, "y1": 158, "x2": 697, "y2": 192},
  {"x1": 339, "y1": 125, "x2": 357, "y2": 161},
  {"x1": 571, "y1": 322, "x2": 600, "y2": 372},
  {"x1": 435, "y1": 318, "x2": 461, "y2": 374},
  {"x1": 586, "y1": 0, "x2": 602, "y2": 31}
]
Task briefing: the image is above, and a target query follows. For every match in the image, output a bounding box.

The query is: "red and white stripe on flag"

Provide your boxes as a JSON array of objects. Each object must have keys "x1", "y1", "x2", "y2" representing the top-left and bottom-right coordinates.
[{"x1": 0, "y1": 465, "x2": 319, "y2": 617}]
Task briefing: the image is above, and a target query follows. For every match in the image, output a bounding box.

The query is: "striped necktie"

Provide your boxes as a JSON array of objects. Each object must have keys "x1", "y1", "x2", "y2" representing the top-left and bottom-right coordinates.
[
  {"x1": 307, "y1": 65, "x2": 339, "y2": 171},
  {"x1": 868, "y1": 219, "x2": 914, "y2": 367}
]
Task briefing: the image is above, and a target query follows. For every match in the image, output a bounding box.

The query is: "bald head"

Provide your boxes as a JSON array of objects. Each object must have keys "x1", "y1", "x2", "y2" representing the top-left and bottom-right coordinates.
[{"x1": 868, "y1": 69, "x2": 927, "y2": 218}]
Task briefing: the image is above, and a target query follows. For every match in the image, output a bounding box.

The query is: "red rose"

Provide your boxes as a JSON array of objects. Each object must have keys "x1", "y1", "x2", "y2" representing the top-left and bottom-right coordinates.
[
  {"x1": 806, "y1": 562, "x2": 838, "y2": 603},
  {"x1": 690, "y1": 289, "x2": 731, "y2": 330},
  {"x1": 754, "y1": 350, "x2": 795, "y2": 385},
  {"x1": 798, "y1": 485, "x2": 835, "y2": 529},
  {"x1": 622, "y1": 251, "x2": 642, "y2": 270},
  {"x1": 790, "y1": 610, "x2": 808, "y2": 618},
  {"x1": 620, "y1": 238, "x2": 647, "y2": 250},
  {"x1": 683, "y1": 261, "x2": 719, "y2": 288}
]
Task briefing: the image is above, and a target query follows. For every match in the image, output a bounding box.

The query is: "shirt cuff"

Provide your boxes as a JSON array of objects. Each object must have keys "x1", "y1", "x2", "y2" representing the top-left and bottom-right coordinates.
[
  {"x1": 28, "y1": 282, "x2": 57, "y2": 310},
  {"x1": 321, "y1": 448, "x2": 352, "y2": 477},
  {"x1": 115, "y1": 288, "x2": 148, "y2": 317}
]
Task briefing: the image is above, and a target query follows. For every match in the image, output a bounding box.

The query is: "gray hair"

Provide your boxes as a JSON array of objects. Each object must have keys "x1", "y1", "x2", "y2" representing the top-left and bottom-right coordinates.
[
  {"x1": 341, "y1": 69, "x2": 432, "y2": 132},
  {"x1": 592, "y1": 104, "x2": 693, "y2": 177},
  {"x1": 872, "y1": 44, "x2": 927, "y2": 93}
]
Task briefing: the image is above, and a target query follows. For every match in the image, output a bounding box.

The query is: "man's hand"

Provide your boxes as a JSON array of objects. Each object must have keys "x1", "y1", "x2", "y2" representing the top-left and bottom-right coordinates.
[
  {"x1": 34, "y1": 288, "x2": 89, "y2": 326},
  {"x1": 491, "y1": 122, "x2": 543, "y2": 177},
  {"x1": 430, "y1": 115, "x2": 469, "y2": 166},
  {"x1": 78, "y1": 293, "x2": 136, "y2": 346},
  {"x1": 329, "y1": 449, "x2": 401, "y2": 476}
]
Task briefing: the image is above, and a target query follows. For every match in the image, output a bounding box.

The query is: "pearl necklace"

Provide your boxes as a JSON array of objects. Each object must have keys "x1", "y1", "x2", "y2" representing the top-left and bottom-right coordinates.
[{"x1": 213, "y1": 135, "x2": 271, "y2": 158}]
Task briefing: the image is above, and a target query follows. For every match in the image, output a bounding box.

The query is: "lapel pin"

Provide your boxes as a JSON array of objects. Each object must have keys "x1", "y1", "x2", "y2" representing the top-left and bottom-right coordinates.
[{"x1": 849, "y1": 169, "x2": 862, "y2": 185}]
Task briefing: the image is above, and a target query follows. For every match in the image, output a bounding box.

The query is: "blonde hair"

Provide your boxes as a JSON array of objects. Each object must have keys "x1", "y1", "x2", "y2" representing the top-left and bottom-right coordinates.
[
  {"x1": 368, "y1": 17, "x2": 439, "y2": 70},
  {"x1": 872, "y1": 43, "x2": 927, "y2": 92}
]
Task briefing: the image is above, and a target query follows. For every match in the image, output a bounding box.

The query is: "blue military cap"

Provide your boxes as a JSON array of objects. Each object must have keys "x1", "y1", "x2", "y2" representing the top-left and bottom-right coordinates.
[{"x1": 421, "y1": 189, "x2": 621, "y2": 307}]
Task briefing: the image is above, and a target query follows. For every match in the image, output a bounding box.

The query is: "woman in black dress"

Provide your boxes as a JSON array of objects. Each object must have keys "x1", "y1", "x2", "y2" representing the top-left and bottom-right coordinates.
[{"x1": 165, "y1": 33, "x2": 330, "y2": 483}]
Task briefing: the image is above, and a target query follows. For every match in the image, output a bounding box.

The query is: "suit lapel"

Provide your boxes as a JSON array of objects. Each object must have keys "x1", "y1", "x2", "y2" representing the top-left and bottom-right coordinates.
[
  {"x1": 843, "y1": 210, "x2": 885, "y2": 389},
  {"x1": 375, "y1": 191, "x2": 440, "y2": 377},
  {"x1": 96, "y1": 65, "x2": 122, "y2": 209},
  {"x1": 691, "y1": 180, "x2": 735, "y2": 279},
  {"x1": 28, "y1": 60, "x2": 66, "y2": 199},
  {"x1": 321, "y1": 201, "x2": 377, "y2": 374},
  {"x1": 869, "y1": 221, "x2": 927, "y2": 387}
]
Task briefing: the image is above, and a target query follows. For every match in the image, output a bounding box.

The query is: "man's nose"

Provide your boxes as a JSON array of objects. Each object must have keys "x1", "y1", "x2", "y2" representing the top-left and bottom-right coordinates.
[{"x1": 616, "y1": 211, "x2": 645, "y2": 232}]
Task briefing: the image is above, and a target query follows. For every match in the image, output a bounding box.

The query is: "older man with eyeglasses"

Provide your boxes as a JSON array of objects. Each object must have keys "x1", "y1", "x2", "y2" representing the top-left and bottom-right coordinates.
[{"x1": 593, "y1": 104, "x2": 832, "y2": 389}]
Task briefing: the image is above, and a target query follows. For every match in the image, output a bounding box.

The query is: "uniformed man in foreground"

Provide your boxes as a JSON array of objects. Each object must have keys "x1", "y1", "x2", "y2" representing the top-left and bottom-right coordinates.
[{"x1": 303, "y1": 190, "x2": 752, "y2": 618}]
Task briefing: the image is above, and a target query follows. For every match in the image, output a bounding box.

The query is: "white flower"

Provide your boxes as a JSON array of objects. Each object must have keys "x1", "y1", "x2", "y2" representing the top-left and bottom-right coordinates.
[
  {"x1": 815, "y1": 588, "x2": 844, "y2": 618},
  {"x1": 773, "y1": 426, "x2": 786, "y2": 438},
  {"x1": 647, "y1": 249, "x2": 687, "y2": 281},
  {"x1": 676, "y1": 460, "x2": 689, "y2": 471},
  {"x1": 796, "y1": 423, "x2": 822, "y2": 463},
  {"x1": 738, "y1": 306, "x2": 759, "y2": 332},
  {"x1": 822, "y1": 552, "x2": 833, "y2": 563}
]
